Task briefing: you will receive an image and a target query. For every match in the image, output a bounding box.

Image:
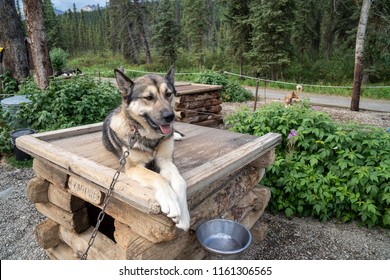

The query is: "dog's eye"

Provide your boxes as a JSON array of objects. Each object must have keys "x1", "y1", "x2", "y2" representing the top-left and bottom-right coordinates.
[
  {"x1": 166, "y1": 91, "x2": 172, "y2": 98},
  {"x1": 144, "y1": 95, "x2": 154, "y2": 101}
]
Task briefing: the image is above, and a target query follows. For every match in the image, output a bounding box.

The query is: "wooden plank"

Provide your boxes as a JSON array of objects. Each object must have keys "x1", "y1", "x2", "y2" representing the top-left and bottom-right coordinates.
[
  {"x1": 176, "y1": 84, "x2": 222, "y2": 96},
  {"x1": 105, "y1": 196, "x2": 179, "y2": 243},
  {"x1": 128, "y1": 231, "x2": 195, "y2": 260},
  {"x1": 114, "y1": 219, "x2": 194, "y2": 259},
  {"x1": 59, "y1": 226, "x2": 126, "y2": 260},
  {"x1": 27, "y1": 177, "x2": 49, "y2": 203},
  {"x1": 33, "y1": 159, "x2": 68, "y2": 188},
  {"x1": 68, "y1": 176, "x2": 103, "y2": 205},
  {"x1": 35, "y1": 219, "x2": 60, "y2": 249},
  {"x1": 35, "y1": 202, "x2": 89, "y2": 233},
  {"x1": 45, "y1": 243, "x2": 78, "y2": 260},
  {"x1": 113, "y1": 219, "x2": 141, "y2": 248},
  {"x1": 184, "y1": 132, "x2": 281, "y2": 196},
  {"x1": 31, "y1": 122, "x2": 102, "y2": 142},
  {"x1": 48, "y1": 183, "x2": 85, "y2": 212}
]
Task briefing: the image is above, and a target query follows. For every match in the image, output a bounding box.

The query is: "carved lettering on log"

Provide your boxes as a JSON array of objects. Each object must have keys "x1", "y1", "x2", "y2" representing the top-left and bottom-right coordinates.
[{"x1": 68, "y1": 177, "x2": 103, "y2": 205}]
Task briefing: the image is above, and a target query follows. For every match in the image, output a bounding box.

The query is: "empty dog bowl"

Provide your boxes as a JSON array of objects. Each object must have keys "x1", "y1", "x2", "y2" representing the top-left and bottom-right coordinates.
[{"x1": 196, "y1": 219, "x2": 252, "y2": 255}]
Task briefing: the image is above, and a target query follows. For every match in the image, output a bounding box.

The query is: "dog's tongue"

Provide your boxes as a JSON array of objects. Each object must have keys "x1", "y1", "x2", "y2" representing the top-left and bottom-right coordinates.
[{"x1": 160, "y1": 124, "x2": 172, "y2": 135}]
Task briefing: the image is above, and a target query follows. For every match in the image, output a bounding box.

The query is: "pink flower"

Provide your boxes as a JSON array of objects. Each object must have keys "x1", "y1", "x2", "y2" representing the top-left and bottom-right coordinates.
[{"x1": 288, "y1": 129, "x2": 298, "y2": 139}]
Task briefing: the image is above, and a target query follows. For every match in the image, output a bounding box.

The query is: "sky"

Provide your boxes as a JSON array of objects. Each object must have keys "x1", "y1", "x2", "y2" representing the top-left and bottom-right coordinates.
[{"x1": 51, "y1": 0, "x2": 108, "y2": 11}]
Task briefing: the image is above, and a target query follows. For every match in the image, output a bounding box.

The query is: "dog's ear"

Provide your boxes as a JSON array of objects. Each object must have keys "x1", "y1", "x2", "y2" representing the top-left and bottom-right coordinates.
[
  {"x1": 165, "y1": 65, "x2": 174, "y2": 85},
  {"x1": 114, "y1": 68, "x2": 133, "y2": 97}
]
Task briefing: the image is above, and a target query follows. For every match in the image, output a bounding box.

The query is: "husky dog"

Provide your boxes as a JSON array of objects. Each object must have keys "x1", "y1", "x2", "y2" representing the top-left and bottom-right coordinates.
[
  {"x1": 102, "y1": 67, "x2": 190, "y2": 231},
  {"x1": 284, "y1": 84, "x2": 302, "y2": 107}
]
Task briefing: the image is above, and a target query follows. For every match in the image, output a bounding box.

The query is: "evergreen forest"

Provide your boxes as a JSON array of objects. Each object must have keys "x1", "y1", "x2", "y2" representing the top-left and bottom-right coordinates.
[{"x1": 18, "y1": 0, "x2": 390, "y2": 85}]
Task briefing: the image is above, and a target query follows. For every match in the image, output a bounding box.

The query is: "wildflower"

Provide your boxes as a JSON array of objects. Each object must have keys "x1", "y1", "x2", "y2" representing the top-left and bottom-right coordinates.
[
  {"x1": 287, "y1": 129, "x2": 298, "y2": 156},
  {"x1": 288, "y1": 129, "x2": 298, "y2": 139}
]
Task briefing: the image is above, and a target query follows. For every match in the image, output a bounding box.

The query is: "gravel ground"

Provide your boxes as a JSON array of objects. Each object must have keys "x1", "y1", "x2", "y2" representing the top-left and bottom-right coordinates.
[{"x1": 1, "y1": 102, "x2": 389, "y2": 260}]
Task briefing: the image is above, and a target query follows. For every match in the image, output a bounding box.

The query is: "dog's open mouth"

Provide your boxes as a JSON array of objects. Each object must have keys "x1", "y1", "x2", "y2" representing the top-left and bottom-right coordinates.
[{"x1": 146, "y1": 116, "x2": 173, "y2": 135}]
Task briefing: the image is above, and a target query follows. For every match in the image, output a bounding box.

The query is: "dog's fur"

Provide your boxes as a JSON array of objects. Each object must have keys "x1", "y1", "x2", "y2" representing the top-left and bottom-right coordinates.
[
  {"x1": 102, "y1": 67, "x2": 190, "y2": 231},
  {"x1": 284, "y1": 84, "x2": 302, "y2": 107}
]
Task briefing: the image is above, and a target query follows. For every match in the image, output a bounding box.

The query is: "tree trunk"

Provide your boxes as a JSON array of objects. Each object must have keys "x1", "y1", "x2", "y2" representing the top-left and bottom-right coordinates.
[
  {"x1": 133, "y1": 0, "x2": 152, "y2": 64},
  {"x1": 0, "y1": 0, "x2": 29, "y2": 82},
  {"x1": 351, "y1": 0, "x2": 372, "y2": 111},
  {"x1": 23, "y1": 0, "x2": 53, "y2": 90}
]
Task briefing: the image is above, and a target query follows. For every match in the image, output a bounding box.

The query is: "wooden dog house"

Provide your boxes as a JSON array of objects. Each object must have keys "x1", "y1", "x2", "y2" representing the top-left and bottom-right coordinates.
[{"x1": 16, "y1": 122, "x2": 281, "y2": 259}]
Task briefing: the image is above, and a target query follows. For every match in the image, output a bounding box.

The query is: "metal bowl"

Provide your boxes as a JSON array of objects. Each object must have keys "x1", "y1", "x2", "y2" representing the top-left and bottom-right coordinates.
[{"x1": 196, "y1": 219, "x2": 252, "y2": 255}]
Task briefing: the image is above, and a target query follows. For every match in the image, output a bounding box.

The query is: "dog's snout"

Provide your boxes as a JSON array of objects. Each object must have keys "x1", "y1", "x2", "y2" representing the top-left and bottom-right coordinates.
[{"x1": 163, "y1": 111, "x2": 175, "y2": 123}]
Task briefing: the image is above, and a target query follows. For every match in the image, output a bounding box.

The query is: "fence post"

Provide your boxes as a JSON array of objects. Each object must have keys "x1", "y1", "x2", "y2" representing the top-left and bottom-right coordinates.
[
  {"x1": 253, "y1": 79, "x2": 259, "y2": 111},
  {"x1": 264, "y1": 81, "x2": 268, "y2": 103}
]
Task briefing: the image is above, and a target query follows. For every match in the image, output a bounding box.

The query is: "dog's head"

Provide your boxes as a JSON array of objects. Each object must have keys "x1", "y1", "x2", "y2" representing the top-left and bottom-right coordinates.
[
  {"x1": 296, "y1": 84, "x2": 303, "y2": 93},
  {"x1": 114, "y1": 66, "x2": 176, "y2": 137}
]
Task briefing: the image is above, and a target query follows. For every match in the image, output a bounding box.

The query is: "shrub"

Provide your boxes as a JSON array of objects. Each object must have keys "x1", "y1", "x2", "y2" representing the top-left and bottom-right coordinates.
[
  {"x1": 0, "y1": 108, "x2": 13, "y2": 154},
  {"x1": 0, "y1": 71, "x2": 18, "y2": 95},
  {"x1": 50, "y1": 48, "x2": 69, "y2": 72},
  {"x1": 16, "y1": 76, "x2": 120, "y2": 132},
  {"x1": 226, "y1": 101, "x2": 390, "y2": 228},
  {"x1": 193, "y1": 71, "x2": 253, "y2": 102}
]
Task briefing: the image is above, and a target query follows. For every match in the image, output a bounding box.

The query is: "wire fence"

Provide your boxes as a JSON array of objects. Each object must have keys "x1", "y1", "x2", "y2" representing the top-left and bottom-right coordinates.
[{"x1": 223, "y1": 71, "x2": 390, "y2": 89}]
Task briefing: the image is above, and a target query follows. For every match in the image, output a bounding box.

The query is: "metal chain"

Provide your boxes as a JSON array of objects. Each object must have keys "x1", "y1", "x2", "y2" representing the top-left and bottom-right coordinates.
[{"x1": 80, "y1": 148, "x2": 130, "y2": 260}]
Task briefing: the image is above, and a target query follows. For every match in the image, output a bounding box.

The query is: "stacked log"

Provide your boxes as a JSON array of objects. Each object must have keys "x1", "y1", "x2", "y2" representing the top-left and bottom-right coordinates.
[{"x1": 175, "y1": 83, "x2": 223, "y2": 127}]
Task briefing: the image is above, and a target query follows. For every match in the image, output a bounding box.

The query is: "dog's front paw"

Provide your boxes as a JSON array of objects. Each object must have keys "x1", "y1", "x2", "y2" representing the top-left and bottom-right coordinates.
[
  {"x1": 155, "y1": 187, "x2": 181, "y2": 221},
  {"x1": 175, "y1": 210, "x2": 190, "y2": 231}
]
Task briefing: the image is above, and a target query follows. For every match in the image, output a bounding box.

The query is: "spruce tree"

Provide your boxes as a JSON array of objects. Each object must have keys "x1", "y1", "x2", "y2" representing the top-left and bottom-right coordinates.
[
  {"x1": 246, "y1": 0, "x2": 294, "y2": 80},
  {"x1": 182, "y1": 0, "x2": 208, "y2": 66},
  {"x1": 42, "y1": 0, "x2": 61, "y2": 48},
  {"x1": 221, "y1": 0, "x2": 252, "y2": 75},
  {"x1": 152, "y1": 0, "x2": 180, "y2": 65}
]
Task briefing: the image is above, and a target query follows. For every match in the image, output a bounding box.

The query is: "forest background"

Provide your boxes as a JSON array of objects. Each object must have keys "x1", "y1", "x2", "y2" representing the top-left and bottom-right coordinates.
[{"x1": 12, "y1": 0, "x2": 390, "y2": 88}]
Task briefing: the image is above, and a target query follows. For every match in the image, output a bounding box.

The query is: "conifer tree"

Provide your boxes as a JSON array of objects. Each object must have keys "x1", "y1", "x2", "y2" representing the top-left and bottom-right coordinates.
[
  {"x1": 152, "y1": 0, "x2": 181, "y2": 65},
  {"x1": 221, "y1": 0, "x2": 252, "y2": 75},
  {"x1": 42, "y1": 0, "x2": 61, "y2": 48},
  {"x1": 182, "y1": 0, "x2": 208, "y2": 66},
  {"x1": 246, "y1": 0, "x2": 294, "y2": 79}
]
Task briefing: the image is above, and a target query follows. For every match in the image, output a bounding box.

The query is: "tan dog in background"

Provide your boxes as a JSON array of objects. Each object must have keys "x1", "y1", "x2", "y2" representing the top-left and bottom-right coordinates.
[{"x1": 284, "y1": 84, "x2": 302, "y2": 107}]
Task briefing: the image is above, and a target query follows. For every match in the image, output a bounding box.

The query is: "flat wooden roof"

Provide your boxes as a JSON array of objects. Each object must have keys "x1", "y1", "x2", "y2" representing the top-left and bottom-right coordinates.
[{"x1": 16, "y1": 122, "x2": 281, "y2": 214}]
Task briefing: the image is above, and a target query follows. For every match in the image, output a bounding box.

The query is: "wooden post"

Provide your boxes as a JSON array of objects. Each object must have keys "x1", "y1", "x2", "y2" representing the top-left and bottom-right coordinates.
[
  {"x1": 253, "y1": 79, "x2": 259, "y2": 111},
  {"x1": 264, "y1": 81, "x2": 268, "y2": 103}
]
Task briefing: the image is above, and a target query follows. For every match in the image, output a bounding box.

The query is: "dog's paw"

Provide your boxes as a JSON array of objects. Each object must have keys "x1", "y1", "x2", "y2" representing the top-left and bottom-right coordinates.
[
  {"x1": 173, "y1": 132, "x2": 183, "y2": 141},
  {"x1": 155, "y1": 187, "x2": 181, "y2": 221},
  {"x1": 175, "y1": 210, "x2": 190, "y2": 231}
]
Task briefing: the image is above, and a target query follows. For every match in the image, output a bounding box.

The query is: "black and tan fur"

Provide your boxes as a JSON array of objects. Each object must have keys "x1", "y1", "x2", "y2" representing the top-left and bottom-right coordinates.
[{"x1": 102, "y1": 67, "x2": 190, "y2": 231}]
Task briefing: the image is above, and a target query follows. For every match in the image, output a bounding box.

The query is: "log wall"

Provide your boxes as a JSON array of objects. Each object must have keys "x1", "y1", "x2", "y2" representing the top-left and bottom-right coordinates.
[{"x1": 175, "y1": 83, "x2": 223, "y2": 127}]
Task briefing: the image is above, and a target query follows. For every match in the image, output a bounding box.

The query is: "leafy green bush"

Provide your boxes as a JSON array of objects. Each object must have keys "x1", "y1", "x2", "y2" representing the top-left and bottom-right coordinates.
[
  {"x1": 193, "y1": 71, "x2": 253, "y2": 102},
  {"x1": 50, "y1": 48, "x2": 69, "y2": 72},
  {"x1": 226, "y1": 101, "x2": 390, "y2": 228},
  {"x1": 16, "y1": 76, "x2": 120, "y2": 132},
  {"x1": 0, "y1": 71, "x2": 18, "y2": 96},
  {"x1": 0, "y1": 108, "x2": 13, "y2": 154}
]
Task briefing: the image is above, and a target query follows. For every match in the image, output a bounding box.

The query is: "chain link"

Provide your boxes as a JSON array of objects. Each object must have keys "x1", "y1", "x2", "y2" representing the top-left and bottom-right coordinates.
[{"x1": 80, "y1": 149, "x2": 130, "y2": 260}]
